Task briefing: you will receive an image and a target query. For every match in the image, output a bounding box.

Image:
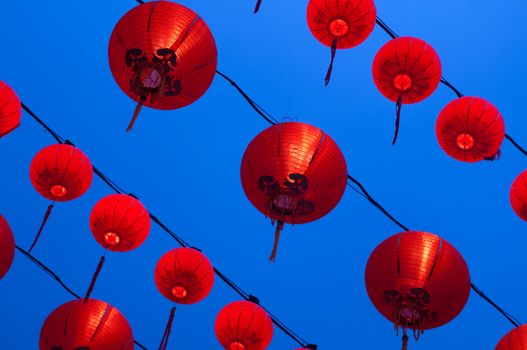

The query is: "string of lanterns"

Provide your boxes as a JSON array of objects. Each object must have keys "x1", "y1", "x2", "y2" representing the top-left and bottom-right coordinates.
[{"x1": 0, "y1": 0, "x2": 526, "y2": 349}]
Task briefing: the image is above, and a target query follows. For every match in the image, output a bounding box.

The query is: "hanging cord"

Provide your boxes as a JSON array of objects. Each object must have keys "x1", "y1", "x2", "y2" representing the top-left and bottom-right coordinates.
[
  {"x1": 158, "y1": 307, "x2": 176, "y2": 350},
  {"x1": 14, "y1": 245, "x2": 148, "y2": 349},
  {"x1": 84, "y1": 255, "x2": 106, "y2": 302},
  {"x1": 393, "y1": 95, "x2": 403, "y2": 145},
  {"x1": 325, "y1": 39, "x2": 338, "y2": 86},
  {"x1": 401, "y1": 331, "x2": 409, "y2": 350},
  {"x1": 505, "y1": 134, "x2": 527, "y2": 157},
  {"x1": 28, "y1": 201, "x2": 55, "y2": 253},
  {"x1": 21, "y1": 103, "x2": 64, "y2": 143},
  {"x1": 215, "y1": 70, "x2": 278, "y2": 125},
  {"x1": 471, "y1": 283, "x2": 521, "y2": 327},
  {"x1": 254, "y1": 0, "x2": 263, "y2": 13}
]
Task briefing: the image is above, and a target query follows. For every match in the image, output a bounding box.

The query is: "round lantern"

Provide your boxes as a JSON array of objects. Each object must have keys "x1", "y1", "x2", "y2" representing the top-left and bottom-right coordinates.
[
  {"x1": 510, "y1": 169, "x2": 527, "y2": 221},
  {"x1": 436, "y1": 97, "x2": 505, "y2": 162},
  {"x1": 90, "y1": 194, "x2": 150, "y2": 252},
  {"x1": 240, "y1": 121, "x2": 348, "y2": 261},
  {"x1": 496, "y1": 324, "x2": 527, "y2": 349},
  {"x1": 155, "y1": 247, "x2": 215, "y2": 304},
  {"x1": 0, "y1": 81, "x2": 21, "y2": 137},
  {"x1": 0, "y1": 214, "x2": 15, "y2": 281},
  {"x1": 215, "y1": 300, "x2": 274, "y2": 350},
  {"x1": 108, "y1": 1, "x2": 218, "y2": 131},
  {"x1": 30, "y1": 144, "x2": 93, "y2": 202},
  {"x1": 372, "y1": 37, "x2": 442, "y2": 144},
  {"x1": 307, "y1": 0, "x2": 376, "y2": 85},
  {"x1": 40, "y1": 299, "x2": 134, "y2": 350},
  {"x1": 365, "y1": 231, "x2": 470, "y2": 347}
]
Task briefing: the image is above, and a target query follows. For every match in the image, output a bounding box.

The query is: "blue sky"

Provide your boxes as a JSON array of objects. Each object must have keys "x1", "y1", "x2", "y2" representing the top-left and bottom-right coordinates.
[{"x1": 1, "y1": 0, "x2": 527, "y2": 348}]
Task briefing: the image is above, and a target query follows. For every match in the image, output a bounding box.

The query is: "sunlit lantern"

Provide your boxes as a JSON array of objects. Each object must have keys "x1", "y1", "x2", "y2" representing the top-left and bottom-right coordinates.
[
  {"x1": 90, "y1": 194, "x2": 150, "y2": 252},
  {"x1": 436, "y1": 97, "x2": 505, "y2": 162},
  {"x1": 510, "y1": 169, "x2": 527, "y2": 222},
  {"x1": 0, "y1": 81, "x2": 21, "y2": 137},
  {"x1": 39, "y1": 299, "x2": 134, "y2": 350},
  {"x1": 154, "y1": 247, "x2": 215, "y2": 304},
  {"x1": 0, "y1": 214, "x2": 15, "y2": 281},
  {"x1": 365, "y1": 231, "x2": 470, "y2": 349},
  {"x1": 29, "y1": 144, "x2": 93, "y2": 252},
  {"x1": 372, "y1": 37, "x2": 442, "y2": 144},
  {"x1": 108, "y1": 0, "x2": 218, "y2": 131},
  {"x1": 307, "y1": 0, "x2": 376, "y2": 85},
  {"x1": 495, "y1": 324, "x2": 527, "y2": 349},
  {"x1": 215, "y1": 300, "x2": 274, "y2": 350},
  {"x1": 240, "y1": 121, "x2": 347, "y2": 261}
]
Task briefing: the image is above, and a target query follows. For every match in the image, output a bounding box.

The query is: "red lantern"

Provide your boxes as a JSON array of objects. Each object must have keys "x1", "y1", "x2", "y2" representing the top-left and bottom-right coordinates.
[
  {"x1": 0, "y1": 214, "x2": 15, "y2": 280},
  {"x1": 307, "y1": 0, "x2": 376, "y2": 85},
  {"x1": 240, "y1": 121, "x2": 347, "y2": 261},
  {"x1": 154, "y1": 247, "x2": 215, "y2": 304},
  {"x1": 90, "y1": 194, "x2": 150, "y2": 252},
  {"x1": 510, "y1": 170, "x2": 527, "y2": 221},
  {"x1": 372, "y1": 37, "x2": 442, "y2": 144},
  {"x1": 30, "y1": 144, "x2": 93, "y2": 202},
  {"x1": 215, "y1": 300, "x2": 274, "y2": 350},
  {"x1": 0, "y1": 81, "x2": 21, "y2": 137},
  {"x1": 40, "y1": 299, "x2": 134, "y2": 350},
  {"x1": 29, "y1": 144, "x2": 93, "y2": 252},
  {"x1": 108, "y1": 1, "x2": 218, "y2": 131},
  {"x1": 436, "y1": 97, "x2": 505, "y2": 162},
  {"x1": 495, "y1": 325, "x2": 527, "y2": 349},
  {"x1": 365, "y1": 231, "x2": 470, "y2": 348}
]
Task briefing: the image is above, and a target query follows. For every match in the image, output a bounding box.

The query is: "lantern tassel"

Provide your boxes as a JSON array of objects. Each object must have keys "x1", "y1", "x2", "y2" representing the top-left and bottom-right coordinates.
[
  {"x1": 393, "y1": 95, "x2": 403, "y2": 145},
  {"x1": 28, "y1": 202, "x2": 55, "y2": 253},
  {"x1": 269, "y1": 220, "x2": 284, "y2": 262},
  {"x1": 158, "y1": 307, "x2": 176, "y2": 350},
  {"x1": 325, "y1": 39, "x2": 338, "y2": 86},
  {"x1": 126, "y1": 97, "x2": 146, "y2": 132},
  {"x1": 254, "y1": 0, "x2": 263, "y2": 13},
  {"x1": 401, "y1": 332, "x2": 409, "y2": 350},
  {"x1": 84, "y1": 255, "x2": 106, "y2": 303}
]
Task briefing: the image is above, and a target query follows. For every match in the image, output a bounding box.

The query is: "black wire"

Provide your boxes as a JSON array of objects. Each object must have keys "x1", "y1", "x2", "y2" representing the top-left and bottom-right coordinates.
[
  {"x1": 14, "y1": 245, "x2": 149, "y2": 349},
  {"x1": 471, "y1": 283, "x2": 522, "y2": 327},
  {"x1": 346, "y1": 175, "x2": 410, "y2": 232},
  {"x1": 505, "y1": 134, "x2": 527, "y2": 157},
  {"x1": 21, "y1": 103, "x2": 65, "y2": 144},
  {"x1": 215, "y1": 70, "x2": 279, "y2": 126}
]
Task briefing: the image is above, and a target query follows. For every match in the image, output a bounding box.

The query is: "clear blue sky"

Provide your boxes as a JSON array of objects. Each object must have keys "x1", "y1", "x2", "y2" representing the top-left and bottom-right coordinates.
[{"x1": 1, "y1": 0, "x2": 527, "y2": 348}]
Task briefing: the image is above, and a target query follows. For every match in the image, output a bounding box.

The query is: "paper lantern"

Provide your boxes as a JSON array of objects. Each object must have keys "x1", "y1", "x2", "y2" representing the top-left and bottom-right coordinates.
[
  {"x1": 436, "y1": 97, "x2": 505, "y2": 162},
  {"x1": 39, "y1": 299, "x2": 134, "y2": 350},
  {"x1": 365, "y1": 231, "x2": 470, "y2": 347},
  {"x1": 0, "y1": 81, "x2": 21, "y2": 137},
  {"x1": 307, "y1": 0, "x2": 376, "y2": 85},
  {"x1": 496, "y1": 324, "x2": 527, "y2": 350},
  {"x1": 510, "y1": 169, "x2": 527, "y2": 222},
  {"x1": 0, "y1": 214, "x2": 15, "y2": 281},
  {"x1": 108, "y1": 0, "x2": 218, "y2": 131},
  {"x1": 240, "y1": 121, "x2": 347, "y2": 261},
  {"x1": 155, "y1": 247, "x2": 215, "y2": 304},
  {"x1": 372, "y1": 37, "x2": 442, "y2": 144},
  {"x1": 90, "y1": 194, "x2": 150, "y2": 252},
  {"x1": 215, "y1": 300, "x2": 274, "y2": 350}
]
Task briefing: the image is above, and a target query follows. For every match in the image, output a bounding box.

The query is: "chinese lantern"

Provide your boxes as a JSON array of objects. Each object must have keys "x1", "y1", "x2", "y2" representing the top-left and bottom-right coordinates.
[
  {"x1": 0, "y1": 214, "x2": 15, "y2": 281},
  {"x1": 215, "y1": 300, "x2": 274, "y2": 350},
  {"x1": 510, "y1": 170, "x2": 527, "y2": 222},
  {"x1": 240, "y1": 121, "x2": 347, "y2": 261},
  {"x1": 436, "y1": 97, "x2": 505, "y2": 162},
  {"x1": 372, "y1": 37, "x2": 442, "y2": 144},
  {"x1": 29, "y1": 144, "x2": 93, "y2": 252},
  {"x1": 108, "y1": 1, "x2": 218, "y2": 131},
  {"x1": 307, "y1": 0, "x2": 376, "y2": 85},
  {"x1": 90, "y1": 194, "x2": 150, "y2": 252},
  {"x1": 155, "y1": 247, "x2": 215, "y2": 304},
  {"x1": 0, "y1": 81, "x2": 21, "y2": 137},
  {"x1": 365, "y1": 231, "x2": 470, "y2": 349},
  {"x1": 495, "y1": 324, "x2": 527, "y2": 349},
  {"x1": 39, "y1": 299, "x2": 134, "y2": 350}
]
